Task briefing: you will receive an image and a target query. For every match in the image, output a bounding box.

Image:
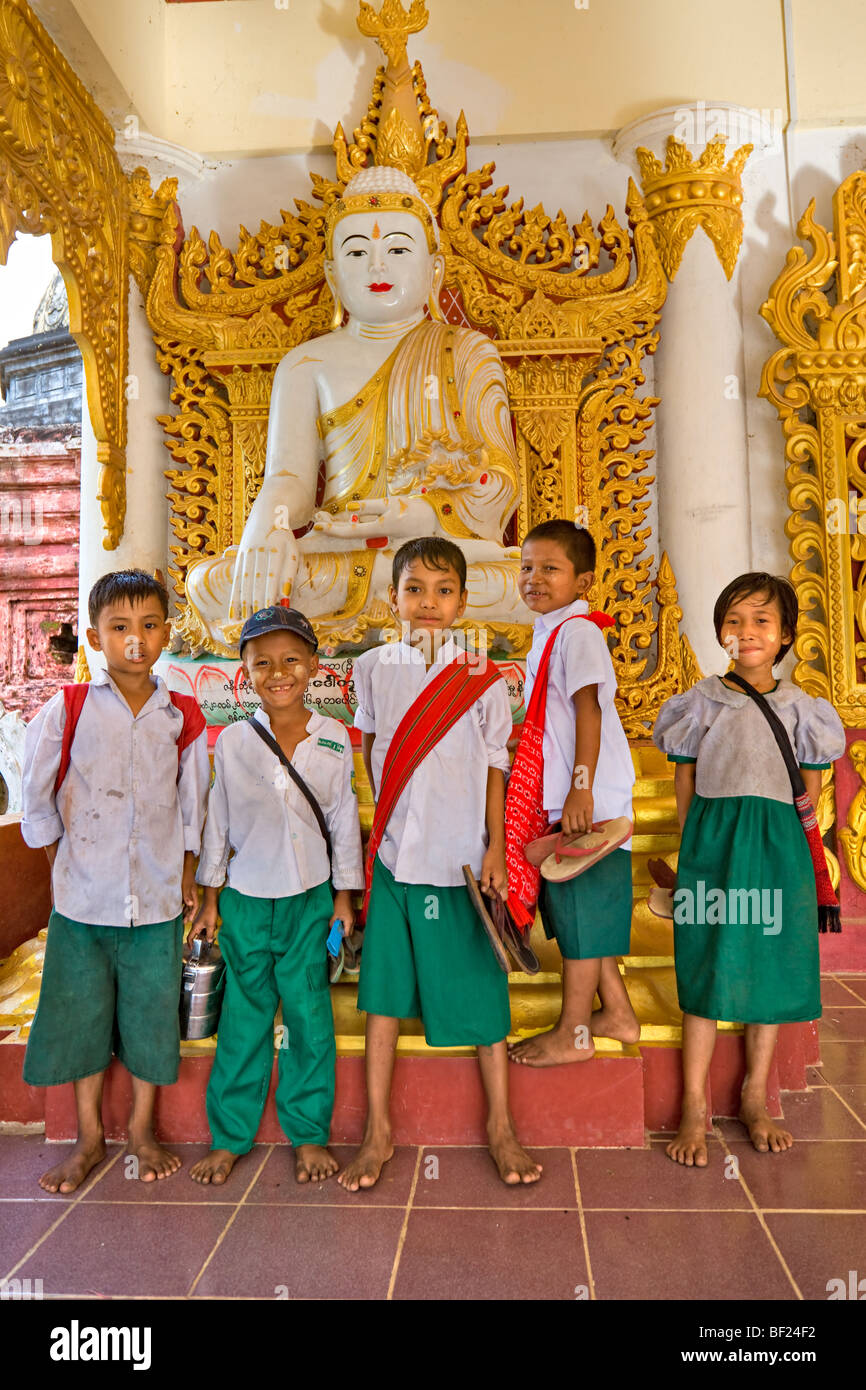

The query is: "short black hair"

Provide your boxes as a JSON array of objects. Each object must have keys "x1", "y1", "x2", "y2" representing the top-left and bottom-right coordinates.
[
  {"x1": 392, "y1": 537, "x2": 467, "y2": 591},
  {"x1": 713, "y1": 572, "x2": 798, "y2": 663},
  {"x1": 88, "y1": 570, "x2": 169, "y2": 626},
  {"x1": 522, "y1": 520, "x2": 596, "y2": 574}
]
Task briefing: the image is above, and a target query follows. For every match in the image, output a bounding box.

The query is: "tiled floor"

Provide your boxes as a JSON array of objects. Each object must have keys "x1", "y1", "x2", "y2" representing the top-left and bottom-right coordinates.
[{"x1": 2, "y1": 975, "x2": 865, "y2": 1301}]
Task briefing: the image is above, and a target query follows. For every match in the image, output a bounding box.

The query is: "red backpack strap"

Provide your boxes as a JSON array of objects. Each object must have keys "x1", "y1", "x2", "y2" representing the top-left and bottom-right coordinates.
[
  {"x1": 168, "y1": 692, "x2": 207, "y2": 763},
  {"x1": 54, "y1": 684, "x2": 90, "y2": 794}
]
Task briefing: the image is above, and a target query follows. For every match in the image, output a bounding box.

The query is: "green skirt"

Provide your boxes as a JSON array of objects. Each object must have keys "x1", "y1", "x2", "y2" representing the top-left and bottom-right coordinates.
[{"x1": 674, "y1": 794, "x2": 820, "y2": 1024}]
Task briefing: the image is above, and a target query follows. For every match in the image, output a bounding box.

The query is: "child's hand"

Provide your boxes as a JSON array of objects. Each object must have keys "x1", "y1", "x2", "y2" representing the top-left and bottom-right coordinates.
[
  {"x1": 562, "y1": 787, "x2": 594, "y2": 837},
  {"x1": 480, "y1": 844, "x2": 508, "y2": 899},
  {"x1": 188, "y1": 897, "x2": 218, "y2": 944},
  {"x1": 331, "y1": 890, "x2": 355, "y2": 936}
]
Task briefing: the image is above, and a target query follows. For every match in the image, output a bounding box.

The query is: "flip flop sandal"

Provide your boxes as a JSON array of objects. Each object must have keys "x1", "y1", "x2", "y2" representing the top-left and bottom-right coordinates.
[
  {"x1": 342, "y1": 930, "x2": 363, "y2": 976},
  {"x1": 646, "y1": 858, "x2": 677, "y2": 919},
  {"x1": 523, "y1": 822, "x2": 563, "y2": 867},
  {"x1": 491, "y1": 893, "x2": 540, "y2": 974},
  {"x1": 462, "y1": 865, "x2": 510, "y2": 973},
  {"x1": 647, "y1": 885, "x2": 675, "y2": 919},
  {"x1": 328, "y1": 943, "x2": 345, "y2": 984},
  {"x1": 540, "y1": 817, "x2": 633, "y2": 883}
]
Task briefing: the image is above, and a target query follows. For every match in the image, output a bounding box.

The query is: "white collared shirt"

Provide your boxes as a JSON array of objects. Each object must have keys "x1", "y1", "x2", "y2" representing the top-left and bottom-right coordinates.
[
  {"x1": 196, "y1": 709, "x2": 364, "y2": 897},
  {"x1": 524, "y1": 599, "x2": 635, "y2": 840},
  {"x1": 21, "y1": 670, "x2": 210, "y2": 927},
  {"x1": 352, "y1": 636, "x2": 512, "y2": 886}
]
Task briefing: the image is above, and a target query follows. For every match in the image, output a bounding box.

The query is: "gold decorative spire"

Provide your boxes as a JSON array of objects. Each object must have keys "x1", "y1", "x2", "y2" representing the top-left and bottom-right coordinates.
[
  {"x1": 636, "y1": 136, "x2": 752, "y2": 281},
  {"x1": 353, "y1": 1, "x2": 430, "y2": 176}
]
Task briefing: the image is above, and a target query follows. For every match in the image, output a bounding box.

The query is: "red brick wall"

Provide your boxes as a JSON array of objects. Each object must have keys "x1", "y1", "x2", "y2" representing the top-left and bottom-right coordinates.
[{"x1": 0, "y1": 431, "x2": 80, "y2": 721}]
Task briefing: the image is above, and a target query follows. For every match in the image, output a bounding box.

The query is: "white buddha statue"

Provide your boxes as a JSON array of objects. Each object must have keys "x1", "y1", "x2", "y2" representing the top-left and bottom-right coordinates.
[{"x1": 185, "y1": 166, "x2": 530, "y2": 651}]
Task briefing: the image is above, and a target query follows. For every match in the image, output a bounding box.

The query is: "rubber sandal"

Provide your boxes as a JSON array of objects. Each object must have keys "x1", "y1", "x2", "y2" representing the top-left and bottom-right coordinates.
[
  {"x1": 342, "y1": 930, "x2": 363, "y2": 976},
  {"x1": 462, "y1": 866, "x2": 510, "y2": 973},
  {"x1": 540, "y1": 817, "x2": 633, "y2": 883},
  {"x1": 523, "y1": 822, "x2": 563, "y2": 867},
  {"x1": 491, "y1": 893, "x2": 540, "y2": 974},
  {"x1": 328, "y1": 943, "x2": 345, "y2": 984},
  {"x1": 647, "y1": 857, "x2": 676, "y2": 919}
]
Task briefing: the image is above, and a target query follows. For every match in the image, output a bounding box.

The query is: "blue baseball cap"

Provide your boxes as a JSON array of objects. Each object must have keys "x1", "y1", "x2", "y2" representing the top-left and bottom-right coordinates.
[{"x1": 239, "y1": 604, "x2": 318, "y2": 655}]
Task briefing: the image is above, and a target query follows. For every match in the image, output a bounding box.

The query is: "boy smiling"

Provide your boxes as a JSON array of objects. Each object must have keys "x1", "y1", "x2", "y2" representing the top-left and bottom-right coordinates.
[
  {"x1": 191, "y1": 605, "x2": 363, "y2": 1186},
  {"x1": 339, "y1": 537, "x2": 542, "y2": 1191}
]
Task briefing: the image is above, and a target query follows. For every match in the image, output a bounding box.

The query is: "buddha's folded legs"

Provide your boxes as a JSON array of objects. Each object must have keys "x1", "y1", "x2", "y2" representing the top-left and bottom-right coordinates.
[{"x1": 183, "y1": 543, "x2": 531, "y2": 654}]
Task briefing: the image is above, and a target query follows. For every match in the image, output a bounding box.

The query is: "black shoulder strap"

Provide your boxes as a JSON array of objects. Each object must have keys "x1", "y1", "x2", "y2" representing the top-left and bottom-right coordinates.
[
  {"x1": 722, "y1": 674, "x2": 806, "y2": 799},
  {"x1": 246, "y1": 716, "x2": 332, "y2": 863}
]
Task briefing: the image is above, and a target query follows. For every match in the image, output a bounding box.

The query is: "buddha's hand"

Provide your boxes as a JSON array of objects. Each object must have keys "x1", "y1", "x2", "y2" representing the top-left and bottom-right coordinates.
[
  {"x1": 311, "y1": 495, "x2": 436, "y2": 541},
  {"x1": 228, "y1": 490, "x2": 300, "y2": 620}
]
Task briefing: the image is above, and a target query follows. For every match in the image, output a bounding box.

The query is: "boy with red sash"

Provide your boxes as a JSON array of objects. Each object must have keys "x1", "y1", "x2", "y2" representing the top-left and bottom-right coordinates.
[
  {"x1": 507, "y1": 522, "x2": 640, "y2": 1067},
  {"x1": 20, "y1": 570, "x2": 209, "y2": 1193},
  {"x1": 338, "y1": 538, "x2": 542, "y2": 1190}
]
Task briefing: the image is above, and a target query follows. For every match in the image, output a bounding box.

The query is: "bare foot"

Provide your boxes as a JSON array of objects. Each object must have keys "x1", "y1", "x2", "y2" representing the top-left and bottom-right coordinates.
[
  {"x1": 295, "y1": 1144, "x2": 339, "y2": 1184},
  {"x1": 38, "y1": 1136, "x2": 106, "y2": 1194},
  {"x1": 665, "y1": 1104, "x2": 710, "y2": 1167},
  {"x1": 189, "y1": 1148, "x2": 240, "y2": 1185},
  {"x1": 739, "y1": 1103, "x2": 793, "y2": 1154},
  {"x1": 488, "y1": 1125, "x2": 543, "y2": 1185},
  {"x1": 128, "y1": 1132, "x2": 182, "y2": 1182},
  {"x1": 591, "y1": 1003, "x2": 641, "y2": 1045},
  {"x1": 508, "y1": 1024, "x2": 595, "y2": 1067},
  {"x1": 337, "y1": 1131, "x2": 394, "y2": 1192}
]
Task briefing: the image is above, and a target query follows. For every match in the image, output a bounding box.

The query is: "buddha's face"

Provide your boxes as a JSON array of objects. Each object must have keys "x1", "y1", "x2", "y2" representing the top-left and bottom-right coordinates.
[{"x1": 326, "y1": 210, "x2": 443, "y2": 324}]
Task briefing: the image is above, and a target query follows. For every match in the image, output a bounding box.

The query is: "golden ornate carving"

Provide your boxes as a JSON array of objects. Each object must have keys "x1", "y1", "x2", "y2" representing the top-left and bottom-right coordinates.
[
  {"x1": 74, "y1": 644, "x2": 91, "y2": 683},
  {"x1": 0, "y1": 0, "x2": 129, "y2": 548},
  {"x1": 134, "y1": 0, "x2": 700, "y2": 732},
  {"x1": 127, "y1": 166, "x2": 178, "y2": 296},
  {"x1": 636, "y1": 137, "x2": 752, "y2": 281},
  {"x1": 760, "y1": 172, "x2": 866, "y2": 723}
]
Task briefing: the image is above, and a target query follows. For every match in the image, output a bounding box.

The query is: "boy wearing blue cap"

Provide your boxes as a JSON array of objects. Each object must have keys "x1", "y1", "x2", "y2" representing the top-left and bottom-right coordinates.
[{"x1": 190, "y1": 605, "x2": 364, "y2": 1185}]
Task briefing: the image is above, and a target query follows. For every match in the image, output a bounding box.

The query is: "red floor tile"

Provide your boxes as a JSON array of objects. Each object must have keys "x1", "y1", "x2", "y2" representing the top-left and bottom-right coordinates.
[
  {"x1": 585, "y1": 1210, "x2": 796, "y2": 1300},
  {"x1": 192, "y1": 1204, "x2": 405, "y2": 1298},
  {"x1": 716, "y1": 1088, "x2": 866, "y2": 1142},
  {"x1": 14, "y1": 1201, "x2": 234, "y2": 1296},
  {"x1": 392, "y1": 1208, "x2": 587, "y2": 1300},
  {"x1": 77, "y1": 1143, "x2": 259, "y2": 1203},
  {"x1": 0, "y1": 1135, "x2": 120, "y2": 1201},
  {"x1": 245, "y1": 1144, "x2": 417, "y2": 1206},
  {"x1": 577, "y1": 1139, "x2": 750, "y2": 1209},
  {"x1": 833, "y1": 1085, "x2": 866, "y2": 1125},
  {"x1": 820, "y1": 978, "x2": 865, "y2": 1007},
  {"x1": 765, "y1": 1213, "x2": 866, "y2": 1300},
  {"x1": 814, "y1": 1043, "x2": 866, "y2": 1085},
  {"x1": 725, "y1": 1139, "x2": 866, "y2": 1210},
  {"x1": 835, "y1": 976, "x2": 866, "y2": 1004},
  {"x1": 412, "y1": 1145, "x2": 575, "y2": 1209},
  {"x1": 0, "y1": 1199, "x2": 71, "y2": 1277},
  {"x1": 819, "y1": 1008, "x2": 866, "y2": 1040}
]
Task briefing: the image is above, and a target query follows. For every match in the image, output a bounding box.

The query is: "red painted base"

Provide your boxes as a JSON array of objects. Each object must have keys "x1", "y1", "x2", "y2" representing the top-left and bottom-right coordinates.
[{"x1": 0, "y1": 1017, "x2": 818, "y2": 1147}]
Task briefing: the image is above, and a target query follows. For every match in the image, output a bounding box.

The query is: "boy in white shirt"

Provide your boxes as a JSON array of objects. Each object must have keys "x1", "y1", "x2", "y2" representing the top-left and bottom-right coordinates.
[
  {"x1": 338, "y1": 537, "x2": 542, "y2": 1192},
  {"x1": 21, "y1": 570, "x2": 210, "y2": 1193},
  {"x1": 508, "y1": 521, "x2": 640, "y2": 1066},
  {"x1": 190, "y1": 605, "x2": 363, "y2": 1185}
]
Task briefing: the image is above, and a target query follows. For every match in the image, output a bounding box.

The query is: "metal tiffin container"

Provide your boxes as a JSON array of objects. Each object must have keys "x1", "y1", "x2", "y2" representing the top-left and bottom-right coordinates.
[{"x1": 179, "y1": 934, "x2": 226, "y2": 1041}]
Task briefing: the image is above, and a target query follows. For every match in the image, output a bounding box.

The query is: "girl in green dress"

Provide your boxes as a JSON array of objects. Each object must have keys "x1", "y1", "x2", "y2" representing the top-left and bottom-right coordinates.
[{"x1": 653, "y1": 573, "x2": 844, "y2": 1167}]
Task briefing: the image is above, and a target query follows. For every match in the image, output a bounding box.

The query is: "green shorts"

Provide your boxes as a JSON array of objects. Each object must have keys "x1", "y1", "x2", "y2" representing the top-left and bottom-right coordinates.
[
  {"x1": 23, "y1": 910, "x2": 184, "y2": 1087},
  {"x1": 539, "y1": 848, "x2": 633, "y2": 961},
  {"x1": 357, "y1": 857, "x2": 511, "y2": 1048}
]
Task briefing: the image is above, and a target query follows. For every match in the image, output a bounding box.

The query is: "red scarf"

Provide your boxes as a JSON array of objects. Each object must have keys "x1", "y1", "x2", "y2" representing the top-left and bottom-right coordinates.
[
  {"x1": 505, "y1": 612, "x2": 615, "y2": 920},
  {"x1": 363, "y1": 652, "x2": 502, "y2": 916}
]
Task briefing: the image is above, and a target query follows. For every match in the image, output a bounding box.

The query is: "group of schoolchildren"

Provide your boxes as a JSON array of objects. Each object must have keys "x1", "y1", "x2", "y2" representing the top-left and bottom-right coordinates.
[{"x1": 20, "y1": 518, "x2": 845, "y2": 1196}]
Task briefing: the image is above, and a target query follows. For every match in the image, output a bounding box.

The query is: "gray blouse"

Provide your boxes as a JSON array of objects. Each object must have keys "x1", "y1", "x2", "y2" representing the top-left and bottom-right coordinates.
[{"x1": 652, "y1": 677, "x2": 846, "y2": 805}]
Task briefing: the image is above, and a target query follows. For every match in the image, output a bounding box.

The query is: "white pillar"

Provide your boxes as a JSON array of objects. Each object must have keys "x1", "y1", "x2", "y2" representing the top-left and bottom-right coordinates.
[{"x1": 613, "y1": 104, "x2": 777, "y2": 675}]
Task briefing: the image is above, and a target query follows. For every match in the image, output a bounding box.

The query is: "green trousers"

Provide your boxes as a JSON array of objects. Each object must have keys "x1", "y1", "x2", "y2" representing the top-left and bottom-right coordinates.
[{"x1": 207, "y1": 883, "x2": 335, "y2": 1152}]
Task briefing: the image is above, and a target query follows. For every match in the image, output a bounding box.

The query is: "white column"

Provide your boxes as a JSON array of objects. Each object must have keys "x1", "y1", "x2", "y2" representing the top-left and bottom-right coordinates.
[{"x1": 613, "y1": 104, "x2": 776, "y2": 675}]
